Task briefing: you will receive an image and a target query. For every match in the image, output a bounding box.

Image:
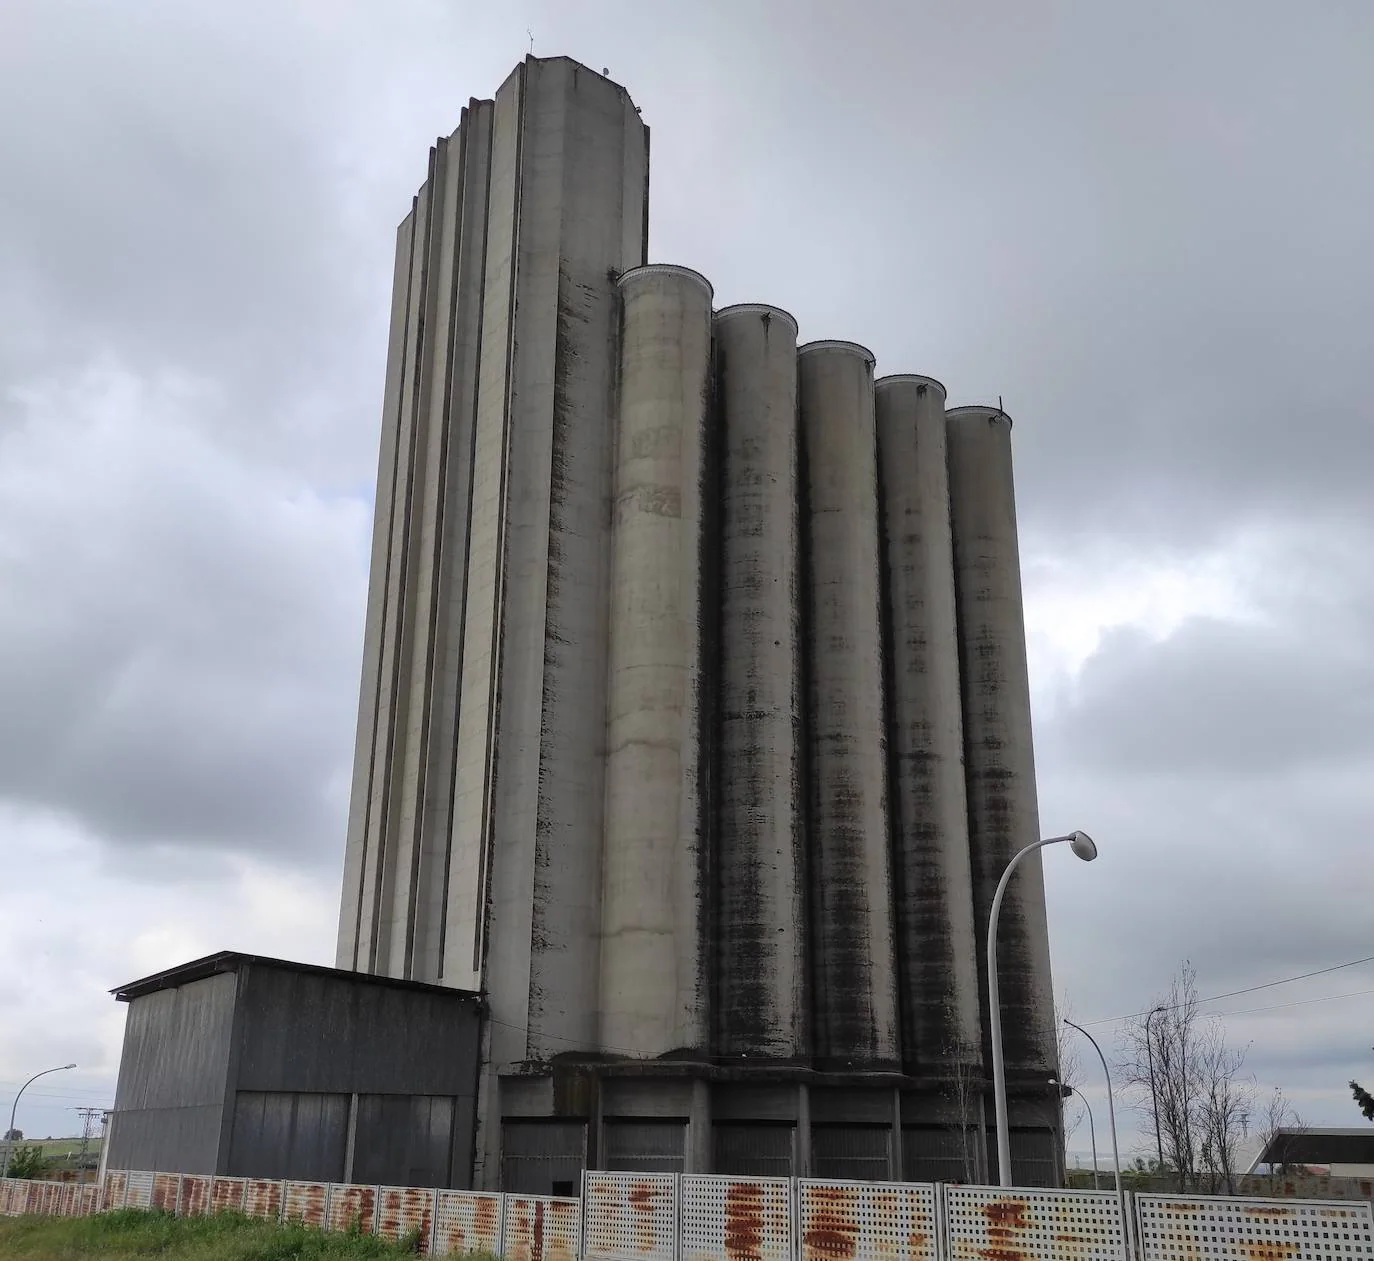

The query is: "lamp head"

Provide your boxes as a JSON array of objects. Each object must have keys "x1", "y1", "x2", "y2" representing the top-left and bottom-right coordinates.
[
  {"x1": 1069, "y1": 831, "x2": 1098, "y2": 862},
  {"x1": 62, "y1": 1063, "x2": 76, "y2": 1070}
]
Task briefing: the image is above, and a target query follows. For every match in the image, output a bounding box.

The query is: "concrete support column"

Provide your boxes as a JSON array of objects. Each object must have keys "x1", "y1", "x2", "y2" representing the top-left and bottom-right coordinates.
[
  {"x1": 875, "y1": 375, "x2": 983, "y2": 1078},
  {"x1": 713, "y1": 305, "x2": 809, "y2": 1061},
  {"x1": 946, "y1": 405, "x2": 1058, "y2": 1087},
  {"x1": 600, "y1": 264, "x2": 714, "y2": 1056},
  {"x1": 798, "y1": 341, "x2": 899, "y2": 1069}
]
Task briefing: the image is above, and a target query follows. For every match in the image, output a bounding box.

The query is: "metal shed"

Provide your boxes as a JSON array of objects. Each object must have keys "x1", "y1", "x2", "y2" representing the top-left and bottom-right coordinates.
[{"x1": 106, "y1": 951, "x2": 482, "y2": 1187}]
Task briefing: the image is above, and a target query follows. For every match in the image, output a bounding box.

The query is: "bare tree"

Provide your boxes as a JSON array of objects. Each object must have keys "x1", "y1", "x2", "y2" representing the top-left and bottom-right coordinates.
[
  {"x1": 1121, "y1": 962, "x2": 1203, "y2": 1190},
  {"x1": 1257, "y1": 1088, "x2": 1306, "y2": 1192},
  {"x1": 944, "y1": 1040, "x2": 984, "y2": 1182},
  {"x1": 1196, "y1": 1025, "x2": 1254, "y2": 1194}
]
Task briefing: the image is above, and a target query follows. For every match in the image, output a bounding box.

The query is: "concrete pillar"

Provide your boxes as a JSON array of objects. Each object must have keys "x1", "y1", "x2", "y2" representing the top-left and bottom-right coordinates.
[
  {"x1": 874, "y1": 375, "x2": 983, "y2": 1078},
  {"x1": 798, "y1": 341, "x2": 900, "y2": 1069},
  {"x1": 600, "y1": 264, "x2": 714, "y2": 1057},
  {"x1": 712, "y1": 304, "x2": 809, "y2": 1061},
  {"x1": 946, "y1": 404, "x2": 1058, "y2": 1083}
]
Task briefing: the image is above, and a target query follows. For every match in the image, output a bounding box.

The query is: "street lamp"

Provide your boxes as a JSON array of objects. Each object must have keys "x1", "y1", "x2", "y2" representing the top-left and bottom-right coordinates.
[
  {"x1": 1145, "y1": 1005, "x2": 1167, "y2": 1182},
  {"x1": 2, "y1": 1063, "x2": 77, "y2": 1178},
  {"x1": 1064, "y1": 1020, "x2": 1127, "y2": 1261},
  {"x1": 989, "y1": 831, "x2": 1097, "y2": 1187},
  {"x1": 1054, "y1": 1080, "x2": 1099, "y2": 1190}
]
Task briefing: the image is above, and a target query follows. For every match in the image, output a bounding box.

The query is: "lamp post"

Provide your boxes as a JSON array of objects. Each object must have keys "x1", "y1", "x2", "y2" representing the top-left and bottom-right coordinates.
[
  {"x1": 1145, "y1": 1005, "x2": 1166, "y2": 1183},
  {"x1": 1064, "y1": 1020, "x2": 1127, "y2": 1260},
  {"x1": 988, "y1": 831, "x2": 1097, "y2": 1187},
  {"x1": 1055, "y1": 1080, "x2": 1099, "y2": 1190},
  {"x1": 2, "y1": 1063, "x2": 77, "y2": 1178}
]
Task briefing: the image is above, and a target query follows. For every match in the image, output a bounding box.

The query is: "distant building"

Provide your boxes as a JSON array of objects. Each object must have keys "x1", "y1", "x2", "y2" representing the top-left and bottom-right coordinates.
[{"x1": 335, "y1": 55, "x2": 1061, "y2": 1190}]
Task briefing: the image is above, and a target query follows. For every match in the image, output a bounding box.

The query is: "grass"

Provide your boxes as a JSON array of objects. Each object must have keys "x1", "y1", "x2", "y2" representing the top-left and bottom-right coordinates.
[{"x1": 0, "y1": 1208, "x2": 493, "y2": 1260}]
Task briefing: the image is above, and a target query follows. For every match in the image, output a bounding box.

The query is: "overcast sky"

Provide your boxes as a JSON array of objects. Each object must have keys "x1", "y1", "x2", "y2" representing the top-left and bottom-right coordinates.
[{"x1": 3, "y1": 0, "x2": 1372, "y2": 1157}]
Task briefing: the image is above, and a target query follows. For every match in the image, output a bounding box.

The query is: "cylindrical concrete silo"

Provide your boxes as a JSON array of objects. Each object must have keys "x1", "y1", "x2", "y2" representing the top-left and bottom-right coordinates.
[
  {"x1": 713, "y1": 304, "x2": 808, "y2": 1061},
  {"x1": 875, "y1": 376, "x2": 983, "y2": 1078},
  {"x1": 946, "y1": 404, "x2": 1057, "y2": 1088},
  {"x1": 600, "y1": 264, "x2": 714, "y2": 1057},
  {"x1": 798, "y1": 341, "x2": 900, "y2": 1068}
]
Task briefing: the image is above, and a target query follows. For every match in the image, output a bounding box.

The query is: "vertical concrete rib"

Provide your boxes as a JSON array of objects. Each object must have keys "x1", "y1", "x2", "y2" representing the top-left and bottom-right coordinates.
[
  {"x1": 875, "y1": 375, "x2": 982, "y2": 1077},
  {"x1": 386, "y1": 137, "x2": 455, "y2": 977},
  {"x1": 713, "y1": 304, "x2": 808, "y2": 1061},
  {"x1": 412, "y1": 102, "x2": 494, "y2": 984},
  {"x1": 336, "y1": 207, "x2": 417, "y2": 971},
  {"x1": 366, "y1": 173, "x2": 434, "y2": 975},
  {"x1": 946, "y1": 404, "x2": 1056, "y2": 1082},
  {"x1": 798, "y1": 340, "x2": 899, "y2": 1069},
  {"x1": 600, "y1": 263, "x2": 713, "y2": 1057}
]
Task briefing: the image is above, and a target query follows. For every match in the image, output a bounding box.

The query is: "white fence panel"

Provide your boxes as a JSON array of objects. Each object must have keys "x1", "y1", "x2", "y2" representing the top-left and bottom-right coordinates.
[
  {"x1": 503, "y1": 1193, "x2": 583, "y2": 1261},
  {"x1": 433, "y1": 1188, "x2": 504, "y2": 1257},
  {"x1": 583, "y1": 1171, "x2": 678, "y2": 1261},
  {"x1": 942, "y1": 1184, "x2": 1127, "y2": 1261},
  {"x1": 1135, "y1": 1193, "x2": 1374, "y2": 1261},
  {"x1": 680, "y1": 1175, "x2": 793, "y2": 1261},
  {"x1": 797, "y1": 1179, "x2": 940, "y2": 1261},
  {"x1": 124, "y1": 1170, "x2": 154, "y2": 1209}
]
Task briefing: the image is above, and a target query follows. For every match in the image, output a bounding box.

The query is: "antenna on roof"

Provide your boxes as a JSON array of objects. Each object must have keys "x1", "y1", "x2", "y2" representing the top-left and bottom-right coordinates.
[{"x1": 527, "y1": 29, "x2": 534, "y2": 54}]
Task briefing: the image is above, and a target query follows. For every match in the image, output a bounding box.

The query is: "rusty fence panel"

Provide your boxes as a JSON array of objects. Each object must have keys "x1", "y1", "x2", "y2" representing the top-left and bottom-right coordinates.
[
  {"x1": 151, "y1": 1171, "x2": 179, "y2": 1213},
  {"x1": 243, "y1": 1177, "x2": 285, "y2": 1222},
  {"x1": 124, "y1": 1169, "x2": 154, "y2": 1209},
  {"x1": 77, "y1": 1183, "x2": 101, "y2": 1216},
  {"x1": 211, "y1": 1175, "x2": 247, "y2": 1214},
  {"x1": 326, "y1": 1183, "x2": 379, "y2": 1235},
  {"x1": 504, "y1": 1193, "x2": 584, "y2": 1261},
  {"x1": 1134, "y1": 1193, "x2": 1374, "y2": 1261},
  {"x1": 178, "y1": 1174, "x2": 213, "y2": 1217},
  {"x1": 432, "y1": 1188, "x2": 504, "y2": 1257},
  {"x1": 582, "y1": 1171, "x2": 677, "y2": 1261},
  {"x1": 377, "y1": 1186, "x2": 438, "y2": 1252},
  {"x1": 282, "y1": 1180, "x2": 330, "y2": 1229},
  {"x1": 942, "y1": 1184, "x2": 1128, "y2": 1261},
  {"x1": 797, "y1": 1179, "x2": 939, "y2": 1261},
  {"x1": 680, "y1": 1175, "x2": 793, "y2": 1261},
  {"x1": 57, "y1": 1182, "x2": 77, "y2": 1216},
  {"x1": 0, "y1": 1179, "x2": 16, "y2": 1215},
  {"x1": 103, "y1": 1170, "x2": 129, "y2": 1211}
]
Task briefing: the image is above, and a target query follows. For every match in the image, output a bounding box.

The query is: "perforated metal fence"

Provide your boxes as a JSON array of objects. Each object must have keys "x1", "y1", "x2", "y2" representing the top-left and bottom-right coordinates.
[
  {"x1": 680, "y1": 1174, "x2": 794, "y2": 1261},
  {"x1": 282, "y1": 1180, "x2": 330, "y2": 1229},
  {"x1": 14, "y1": 1166, "x2": 1374, "y2": 1261},
  {"x1": 798, "y1": 1179, "x2": 940, "y2": 1261},
  {"x1": 943, "y1": 1183, "x2": 1128, "y2": 1261},
  {"x1": 583, "y1": 1170, "x2": 678, "y2": 1261},
  {"x1": 1134, "y1": 1193, "x2": 1374, "y2": 1261},
  {"x1": 433, "y1": 1188, "x2": 504, "y2": 1257},
  {"x1": 504, "y1": 1194, "x2": 583, "y2": 1261},
  {"x1": 326, "y1": 1183, "x2": 378, "y2": 1235}
]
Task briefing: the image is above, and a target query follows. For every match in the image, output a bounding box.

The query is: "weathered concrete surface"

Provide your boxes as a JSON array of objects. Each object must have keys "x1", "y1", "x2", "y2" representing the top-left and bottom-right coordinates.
[
  {"x1": 712, "y1": 304, "x2": 809, "y2": 1061},
  {"x1": 600, "y1": 264, "x2": 713, "y2": 1056},
  {"x1": 874, "y1": 375, "x2": 982, "y2": 1078},
  {"x1": 945, "y1": 404, "x2": 1057, "y2": 1080},
  {"x1": 336, "y1": 202, "x2": 416, "y2": 973},
  {"x1": 797, "y1": 341, "x2": 899, "y2": 1069}
]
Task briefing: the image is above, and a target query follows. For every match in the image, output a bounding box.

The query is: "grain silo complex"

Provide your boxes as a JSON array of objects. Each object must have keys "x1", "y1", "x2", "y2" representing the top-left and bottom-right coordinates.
[{"x1": 332, "y1": 54, "x2": 1063, "y2": 1191}]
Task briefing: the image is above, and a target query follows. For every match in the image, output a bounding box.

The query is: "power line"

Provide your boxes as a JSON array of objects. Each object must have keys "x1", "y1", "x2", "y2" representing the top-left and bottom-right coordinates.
[
  {"x1": 1080, "y1": 953, "x2": 1374, "y2": 1027},
  {"x1": 1211, "y1": 986, "x2": 1374, "y2": 1020}
]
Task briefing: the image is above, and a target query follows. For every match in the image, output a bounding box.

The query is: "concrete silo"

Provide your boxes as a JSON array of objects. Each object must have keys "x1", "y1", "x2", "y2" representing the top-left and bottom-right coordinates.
[
  {"x1": 713, "y1": 304, "x2": 809, "y2": 1060},
  {"x1": 946, "y1": 404, "x2": 1058, "y2": 1178},
  {"x1": 874, "y1": 376, "x2": 983, "y2": 1080},
  {"x1": 798, "y1": 341, "x2": 899, "y2": 1068},
  {"x1": 600, "y1": 264, "x2": 714, "y2": 1057}
]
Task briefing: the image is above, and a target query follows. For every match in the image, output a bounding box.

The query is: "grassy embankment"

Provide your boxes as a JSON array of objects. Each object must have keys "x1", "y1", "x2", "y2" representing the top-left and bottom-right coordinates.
[{"x1": 0, "y1": 1207, "x2": 491, "y2": 1260}]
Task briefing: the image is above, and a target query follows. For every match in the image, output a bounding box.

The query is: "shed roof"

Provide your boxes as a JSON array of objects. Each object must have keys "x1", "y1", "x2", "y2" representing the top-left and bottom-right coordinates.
[{"x1": 111, "y1": 950, "x2": 481, "y2": 1004}]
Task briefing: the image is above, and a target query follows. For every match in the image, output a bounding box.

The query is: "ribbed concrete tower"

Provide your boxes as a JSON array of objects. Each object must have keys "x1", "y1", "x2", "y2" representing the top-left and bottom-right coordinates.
[{"x1": 338, "y1": 55, "x2": 1062, "y2": 1191}]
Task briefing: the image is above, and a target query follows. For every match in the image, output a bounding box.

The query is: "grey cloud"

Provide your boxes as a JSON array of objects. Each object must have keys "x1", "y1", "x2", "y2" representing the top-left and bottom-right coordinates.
[{"x1": 1051, "y1": 616, "x2": 1374, "y2": 776}]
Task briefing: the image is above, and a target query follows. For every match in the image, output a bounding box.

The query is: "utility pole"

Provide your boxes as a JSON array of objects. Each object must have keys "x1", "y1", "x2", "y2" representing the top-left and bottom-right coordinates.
[{"x1": 75, "y1": 1108, "x2": 102, "y2": 1181}]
